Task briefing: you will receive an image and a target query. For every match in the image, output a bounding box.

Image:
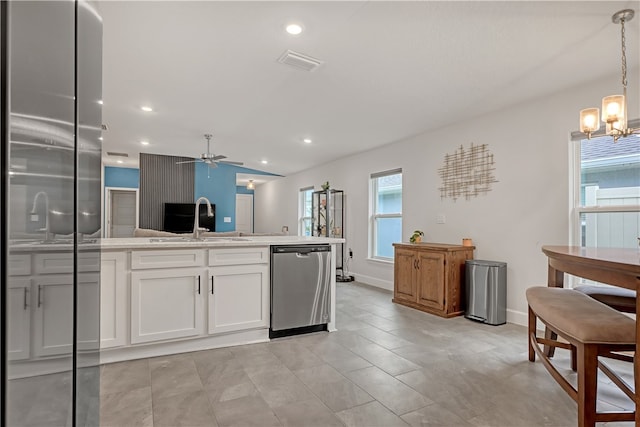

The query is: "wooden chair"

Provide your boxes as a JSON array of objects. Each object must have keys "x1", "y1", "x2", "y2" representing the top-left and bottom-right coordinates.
[
  {"x1": 574, "y1": 284, "x2": 636, "y2": 313},
  {"x1": 527, "y1": 286, "x2": 636, "y2": 427}
]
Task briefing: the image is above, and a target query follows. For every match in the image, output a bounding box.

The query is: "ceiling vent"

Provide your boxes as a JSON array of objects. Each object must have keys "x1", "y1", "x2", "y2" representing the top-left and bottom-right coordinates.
[
  {"x1": 277, "y1": 50, "x2": 323, "y2": 72},
  {"x1": 107, "y1": 151, "x2": 128, "y2": 158}
]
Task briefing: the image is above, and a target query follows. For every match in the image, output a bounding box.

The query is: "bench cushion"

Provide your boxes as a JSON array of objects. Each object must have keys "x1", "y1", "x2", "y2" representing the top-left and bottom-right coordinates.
[
  {"x1": 574, "y1": 284, "x2": 636, "y2": 313},
  {"x1": 526, "y1": 286, "x2": 635, "y2": 344}
]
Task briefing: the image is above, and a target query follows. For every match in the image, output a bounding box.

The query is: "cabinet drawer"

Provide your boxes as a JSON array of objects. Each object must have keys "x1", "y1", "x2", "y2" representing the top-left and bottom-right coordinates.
[
  {"x1": 34, "y1": 252, "x2": 100, "y2": 274},
  {"x1": 8, "y1": 254, "x2": 31, "y2": 276},
  {"x1": 132, "y1": 249, "x2": 205, "y2": 270},
  {"x1": 208, "y1": 247, "x2": 268, "y2": 266}
]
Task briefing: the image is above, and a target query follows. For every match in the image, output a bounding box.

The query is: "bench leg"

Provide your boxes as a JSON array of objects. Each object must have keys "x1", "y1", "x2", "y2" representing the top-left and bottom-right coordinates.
[
  {"x1": 528, "y1": 306, "x2": 536, "y2": 362},
  {"x1": 577, "y1": 343, "x2": 598, "y2": 427}
]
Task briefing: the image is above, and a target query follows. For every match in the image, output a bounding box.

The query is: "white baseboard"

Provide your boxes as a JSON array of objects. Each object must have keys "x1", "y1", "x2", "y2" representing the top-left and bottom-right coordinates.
[
  {"x1": 507, "y1": 308, "x2": 528, "y2": 327},
  {"x1": 350, "y1": 271, "x2": 393, "y2": 291}
]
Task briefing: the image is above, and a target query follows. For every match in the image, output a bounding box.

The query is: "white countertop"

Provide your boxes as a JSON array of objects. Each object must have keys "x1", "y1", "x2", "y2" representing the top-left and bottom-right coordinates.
[
  {"x1": 10, "y1": 235, "x2": 344, "y2": 252},
  {"x1": 102, "y1": 235, "x2": 344, "y2": 250}
]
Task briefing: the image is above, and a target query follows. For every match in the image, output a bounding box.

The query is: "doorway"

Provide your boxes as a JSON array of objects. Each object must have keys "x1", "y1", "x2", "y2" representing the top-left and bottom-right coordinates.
[
  {"x1": 235, "y1": 194, "x2": 253, "y2": 233},
  {"x1": 105, "y1": 187, "x2": 139, "y2": 237}
]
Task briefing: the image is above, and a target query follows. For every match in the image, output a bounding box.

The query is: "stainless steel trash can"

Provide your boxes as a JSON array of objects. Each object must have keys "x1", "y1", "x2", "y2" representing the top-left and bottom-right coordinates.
[{"x1": 465, "y1": 260, "x2": 507, "y2": 325}]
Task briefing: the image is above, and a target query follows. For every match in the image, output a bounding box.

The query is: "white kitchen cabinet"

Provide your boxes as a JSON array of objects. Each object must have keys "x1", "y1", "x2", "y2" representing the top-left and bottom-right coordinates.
[
  {"x1": 130, "y1": 268, "x2": 206, "y2": 344},
  {"x1": 33, "y1": 275, "x2": 74, "y2": 357},
  {"x1": 208, "y1": 264, "x2": 269, "y2": 334},
  {"x1": 132, "y1": 249, "x2": 205, "y2": 270},
  {"x1": 77, "y1": 273, "x2": 101, "y2": 350},
  {"x1": 100, "y1": 252, "x2": 127, "y2": 348},
  {"x1": 208, "y1": 247, "x2": 268, "y2": 266},
  {"x1": 7, "y1": 278, "x2": 31, "y2": 361}
]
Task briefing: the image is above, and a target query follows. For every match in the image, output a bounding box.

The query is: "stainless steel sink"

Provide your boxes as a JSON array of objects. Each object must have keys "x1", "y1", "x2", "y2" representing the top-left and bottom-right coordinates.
[
  {"x1": 148, "y1": 237, "x2": 250, "y2": 243},
  {"x1": 148, "y1": 237, "x2": 192, "y2": 243},
  {"x1": 202, "y1": 237, "x2": 250, "y2": 242}
]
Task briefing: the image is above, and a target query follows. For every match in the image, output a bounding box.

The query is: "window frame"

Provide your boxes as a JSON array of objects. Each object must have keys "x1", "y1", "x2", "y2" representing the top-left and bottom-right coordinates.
[
  {"x1": 298, "y1": 186, "x2": 314, "y2": 236},
  {"x1": 569, "y1": 131, "x2": 640, "y2": 284},
  {"x1": 369, "y1": 168, "x2": 403, "y2": 262}
]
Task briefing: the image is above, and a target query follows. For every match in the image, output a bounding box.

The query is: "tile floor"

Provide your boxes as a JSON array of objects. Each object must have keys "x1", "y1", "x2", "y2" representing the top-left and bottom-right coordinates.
[{"x1": 99, "y1": 282, "x2": 635, "y2": 427}]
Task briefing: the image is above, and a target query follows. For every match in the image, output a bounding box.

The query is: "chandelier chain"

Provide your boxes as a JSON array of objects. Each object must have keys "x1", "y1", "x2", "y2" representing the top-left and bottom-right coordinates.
[{"x1": 621, "y1": 16, "x2": 627, "y2": 94}]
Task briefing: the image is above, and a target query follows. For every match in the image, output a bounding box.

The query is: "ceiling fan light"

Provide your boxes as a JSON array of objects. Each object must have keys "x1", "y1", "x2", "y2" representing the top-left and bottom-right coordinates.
[{"x1": 580, "y1": 108, "x2": 600, "y2": 133}]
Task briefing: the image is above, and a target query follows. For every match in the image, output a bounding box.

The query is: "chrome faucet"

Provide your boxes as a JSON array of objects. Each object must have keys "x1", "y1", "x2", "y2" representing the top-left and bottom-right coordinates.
[
  {"x1": 193, "y1": 196, "x2": 214, "y2": 240},
  {"x1": 31, "y1": 191, "x2": 52, "y2": 241}
]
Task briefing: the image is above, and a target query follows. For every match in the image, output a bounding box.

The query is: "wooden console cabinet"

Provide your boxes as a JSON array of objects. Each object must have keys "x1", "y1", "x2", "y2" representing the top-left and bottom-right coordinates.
[{"x1": 392, "y1": 243, "x2": 474, "y2": 318}]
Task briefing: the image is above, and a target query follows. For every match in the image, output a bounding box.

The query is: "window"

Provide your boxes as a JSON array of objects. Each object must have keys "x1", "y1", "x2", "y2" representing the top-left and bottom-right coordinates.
[
  {"x1": 370, "y1": 169, "x2": 402, "y2": 260},
  {"x1": 572, "y1": 134, "x2": 640, "y2": 250},
  {"x1": 298, "y1": 186, "x2": 314, "y2": 236}
]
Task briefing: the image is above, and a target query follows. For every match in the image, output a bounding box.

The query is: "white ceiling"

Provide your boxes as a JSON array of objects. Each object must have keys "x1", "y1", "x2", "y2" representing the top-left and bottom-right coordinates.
[{"x1": 100, "y1": 1, "x2": 640, "y2": 175}]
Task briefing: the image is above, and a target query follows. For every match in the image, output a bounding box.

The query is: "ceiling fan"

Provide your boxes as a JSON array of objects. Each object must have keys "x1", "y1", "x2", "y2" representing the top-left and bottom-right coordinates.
[{"x1": 176, "y1": 134, "x2": 243, "y2": 168}]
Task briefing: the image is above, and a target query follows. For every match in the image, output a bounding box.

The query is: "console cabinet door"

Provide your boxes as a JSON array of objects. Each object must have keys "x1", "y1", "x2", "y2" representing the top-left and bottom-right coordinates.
[
  {"x1": 7, "y1": 278, "x2": 31, "y2": 360},
  {"x1": 208, "y1": 264, "x2": 269, "y2": 334},
  {"x1": 393, "y1": 248, "x2": 417, "y2": 303},
  {"x1": 100, "y1": 252, "x2": 127, "y2": 348},
  {"x1": 416, "y1": 252, "x2": 445, "y2": 310},
  {"x1": 131, "y1": 268, "x2": 206, "y2": 344}
]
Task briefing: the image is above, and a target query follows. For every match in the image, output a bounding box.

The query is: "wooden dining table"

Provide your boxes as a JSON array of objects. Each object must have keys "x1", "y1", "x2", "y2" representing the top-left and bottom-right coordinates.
[{"x1": 541, "y1": 245, "x2": 640, "y2": 424}]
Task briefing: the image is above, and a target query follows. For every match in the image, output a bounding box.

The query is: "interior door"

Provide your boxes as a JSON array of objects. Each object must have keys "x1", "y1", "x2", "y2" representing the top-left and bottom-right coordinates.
[
  {"x1": 235, "y1": 194, "x2": 253, "y2": 233},
  {"x1": 109, "y1": 189, "x2": 136, "y2": 237}
]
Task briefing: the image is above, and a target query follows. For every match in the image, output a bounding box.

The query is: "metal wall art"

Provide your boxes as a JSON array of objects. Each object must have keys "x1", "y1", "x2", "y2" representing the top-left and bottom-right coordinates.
[{"x1": 438, "y1": 143, "x2": 497, "y2": 201}]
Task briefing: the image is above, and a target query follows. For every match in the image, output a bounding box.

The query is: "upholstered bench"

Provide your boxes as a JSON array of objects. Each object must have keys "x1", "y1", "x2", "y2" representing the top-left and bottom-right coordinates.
[
  {"x1": 527, "y1": 286, "x2": 636, "y2": 426},
  {"x1": 574, "y1": 284, "x2": 636, "y2": 313}
]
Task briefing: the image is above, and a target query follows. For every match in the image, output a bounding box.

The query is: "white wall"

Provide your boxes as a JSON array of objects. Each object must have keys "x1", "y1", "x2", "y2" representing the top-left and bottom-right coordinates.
[{"x1": 255, "y1": 68, "x2": 639, "y2": 326}]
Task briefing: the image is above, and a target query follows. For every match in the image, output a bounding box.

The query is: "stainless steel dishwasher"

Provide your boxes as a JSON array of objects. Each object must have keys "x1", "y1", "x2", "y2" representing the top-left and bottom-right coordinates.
[{"x1": 270, "y1": 245, "x2": 331, "y2": 338}]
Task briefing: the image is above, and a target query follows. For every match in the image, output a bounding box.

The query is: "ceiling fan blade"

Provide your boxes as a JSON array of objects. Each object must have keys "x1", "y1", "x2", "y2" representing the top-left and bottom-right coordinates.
[
  {"x1": 176, "y1": 159, "x2": 198, "y2": 165},
  {"x1": 213, "y1": 155, "x2": 227, "y2": 160},
  {"x1": 218, "y1": 160, "x2": 244, "y2": 166}
]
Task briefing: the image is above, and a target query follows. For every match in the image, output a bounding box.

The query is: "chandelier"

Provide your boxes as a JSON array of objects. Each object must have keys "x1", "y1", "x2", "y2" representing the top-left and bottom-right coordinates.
[{"x1": 579, "y1": 9, "x2": 639, "y2": 142}]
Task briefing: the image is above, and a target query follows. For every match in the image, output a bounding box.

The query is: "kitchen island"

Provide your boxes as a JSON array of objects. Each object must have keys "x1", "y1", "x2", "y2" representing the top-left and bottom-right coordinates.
[
  {"x1": 99, "y1": 236, "x2": 343, "y2": 363},
  {"x1": 8, "y1": 235, "x2": 343, "y2": 369}
]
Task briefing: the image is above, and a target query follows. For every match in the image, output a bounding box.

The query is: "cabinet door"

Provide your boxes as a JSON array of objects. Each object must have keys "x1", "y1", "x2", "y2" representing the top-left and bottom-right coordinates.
[
  {"x1": 100, "y1": 252, "x2": 127, "y2": 348},
  {"x1": 33, "y1": 275, "x2": 74, "y2": 357},
  {"x1": 394, "y1": 249, "x2": 417, "y2": 303},
  {"x1": 131, "y1": 268, "x2": 206, "y2": 344},
  {"x1": 416, "y1": 252, "x2": 445, "y2": 310},
  {"x1": 208, "y1": 264, "x2": 269, "y2": 334},
  {"x1": 77, "y1": 273, "x2": 100, "y2": 350},
  {"x1": 7, "y1": 278, "x2": 31, "y2": 360}
]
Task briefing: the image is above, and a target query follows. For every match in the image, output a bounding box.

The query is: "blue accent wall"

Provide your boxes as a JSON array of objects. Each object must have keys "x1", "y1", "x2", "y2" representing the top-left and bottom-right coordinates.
[
  {"x1": 104, "y1": 163, "x2": 277, "y2": 232},
  {"x1": 104, "y1": 166, "x2": 139, "y2": 189},
  {"x1": 194, "y1": 163, "x2": 277, "y2": 232}
]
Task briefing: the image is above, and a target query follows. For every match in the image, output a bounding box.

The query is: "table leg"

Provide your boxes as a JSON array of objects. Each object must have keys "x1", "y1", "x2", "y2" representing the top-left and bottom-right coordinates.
[{"x1": 544, "y1": 265, "x2": 565, "y2": 357}]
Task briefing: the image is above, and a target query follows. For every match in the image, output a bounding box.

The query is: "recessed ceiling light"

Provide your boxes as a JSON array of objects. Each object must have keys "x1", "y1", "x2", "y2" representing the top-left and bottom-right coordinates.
[
  {"x1": 303, "y1": 138, "x2": 312, "y2": 144},
  {"x1": 261, "y1": 160, "x2": 268, "y2": 164},
  {"x1": 140, "y1": 140, "x2": 150, "y2": 145},
  {"x1": 286, "y1": 23, "x2": 303, "y2": 35},
  {"x1": 116, "y1": 160, "x2": 123, "y2": 164},
  {"x1": 140, "y1": 106, "x2": 153, "y2": 112}
]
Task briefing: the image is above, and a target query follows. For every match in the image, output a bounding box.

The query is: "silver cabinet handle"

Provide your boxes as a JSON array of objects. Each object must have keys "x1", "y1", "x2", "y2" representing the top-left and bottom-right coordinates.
[
  {"x1": 37, "y1": 285, "x2": 43, "y2": 308},
  {"x1": 23, "y1": 287, "x2": 29, "y2": 310}
]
